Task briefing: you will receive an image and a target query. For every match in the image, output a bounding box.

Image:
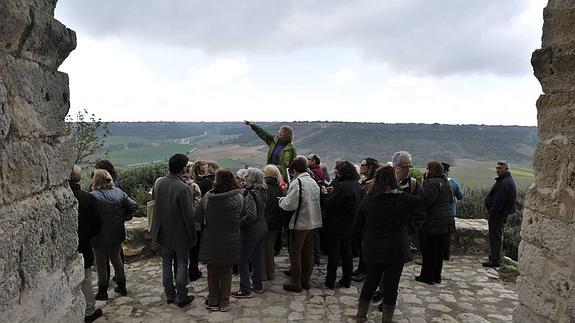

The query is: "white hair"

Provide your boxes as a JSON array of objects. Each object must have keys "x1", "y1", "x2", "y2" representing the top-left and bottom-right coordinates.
[
  {"x1": 392, "y1": 151, "x2": 412, "y2": 166},
  {"x1": 245, "y1": 167, "x2": 267, "y2": 190}
]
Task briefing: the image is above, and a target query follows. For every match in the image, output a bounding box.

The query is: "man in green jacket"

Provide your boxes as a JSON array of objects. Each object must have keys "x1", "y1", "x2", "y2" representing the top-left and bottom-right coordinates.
[{"x1": 244, "y1": 121, "x2": 296, "y2": 180}]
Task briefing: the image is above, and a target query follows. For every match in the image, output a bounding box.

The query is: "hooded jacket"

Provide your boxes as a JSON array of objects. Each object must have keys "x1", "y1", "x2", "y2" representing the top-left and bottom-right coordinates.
[
  {"x1": 90, "y1": 187, "x2": 137, "y2": 248},
  {"x1": 195, "y1": 189, "x2": 243, "y2": 266},
  {"x1": 249, "y1": 123, "x2": 296, "y2": 180}
]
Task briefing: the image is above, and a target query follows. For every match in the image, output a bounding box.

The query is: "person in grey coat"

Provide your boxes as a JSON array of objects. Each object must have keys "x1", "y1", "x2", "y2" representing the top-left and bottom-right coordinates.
[
  {"x1": 152, "y1": 154, "x2": 197, "y2": 307},
  {"x1": 232, "y1": 168, "x2": 268, "y2": 298},
  {"x1": 90, "y1": 169, "x2": 137, "y2": 301},
  {"x1": 195, "y1": 169, "x2": 244, "y2": 312}
]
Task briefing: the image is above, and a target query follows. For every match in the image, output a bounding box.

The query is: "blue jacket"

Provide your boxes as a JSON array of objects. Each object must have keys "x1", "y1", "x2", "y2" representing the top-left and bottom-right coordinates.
[
  {"x1": 448, "y1": 177, "x2": 464, "y2": 216},
  {"x1": 484, "y1": 172, "x2": 517, "y2": 217}
]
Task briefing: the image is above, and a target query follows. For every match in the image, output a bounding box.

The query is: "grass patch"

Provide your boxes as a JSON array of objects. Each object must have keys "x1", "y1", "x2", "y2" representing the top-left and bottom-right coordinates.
[{"x1": 106, "y1": 143, "x2": 194, "y2": 166}]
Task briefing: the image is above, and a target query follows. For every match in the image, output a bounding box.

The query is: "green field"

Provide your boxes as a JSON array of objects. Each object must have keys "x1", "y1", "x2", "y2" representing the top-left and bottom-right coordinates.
[
  {"x1": 104, "y1": 136, "x2": 166, "y2": 146},
  {"x1": 105, "y1": 143, "x2": 194, "y2": 166},
  {"x1": 448, "y1": 159, "x2": 534, "y2": 189}
]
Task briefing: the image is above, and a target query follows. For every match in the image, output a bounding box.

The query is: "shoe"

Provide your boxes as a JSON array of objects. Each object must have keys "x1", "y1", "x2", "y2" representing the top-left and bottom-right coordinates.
[
  {"x1": 189, "y1": 271, "x2": 202, "y2": 282},
  {"x1": 434, "y1": 277, "x2": 442, "y2": 284},
  {"x1": 176, "y1": 295, "x2": 194, "y2": 308},
  {"x1": 84, "y1": 308, "x2": 103, "y2": 322},
  {"x1": 301, "y1": 284, "x2": 311, "y2": 291},
  {"x1": 283, "y1": 284, "x2": 302, "y2": 293},
  {"x1": 204, "y1": 299, "x2": 220, "y2": 311},
  {"x1": 381, "y1": 303, "x2": 396, "y2": 322},
  {"x1": 351, "y1": 273, "x2": 365, "y2": 282},
  {"x1": 482, "y1": 260, "x2": 501, "y2": 268},
  {"x1": 95, "y1": 286, "x2": 108, "y2": 301},
  {"x1": 252, "y1": 286, "x2": 265, "y2": 293},
  {"x1": 414, "y1": 276, "x2": 434, "y2": 285},
  {"x1": 231, "y1": 290, "x2": 252, "y2": 298},
  {"x1": 324, "y1": 281, "x2": 335, "y2": 289},
  {"x1": 219, "y1": 303, "x2": 230, "y2": 312},
  {"x1": 166, "y1": 299, "x2": 175, "y2": 304},
  {"x1": 337, "y1": 280, "x2": 351, "y2": 288},
  {"x1": 372, "y1": 290, "x2": 384, "y2": 303},
  {"x1": 284, "y1": 269, "x2": 292, "y2": 276},
  {"x1": 113, "y1": 279, "x2": 128, "y2": 296}
]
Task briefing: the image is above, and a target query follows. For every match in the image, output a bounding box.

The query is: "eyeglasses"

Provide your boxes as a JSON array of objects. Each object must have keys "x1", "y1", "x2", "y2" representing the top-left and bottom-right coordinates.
[
  {"x1": 360, "y1": 164, "x2": 368, "y2": 167},
  {"x1": 397, "y1": 164, "x2": 413, "y2": 169}
]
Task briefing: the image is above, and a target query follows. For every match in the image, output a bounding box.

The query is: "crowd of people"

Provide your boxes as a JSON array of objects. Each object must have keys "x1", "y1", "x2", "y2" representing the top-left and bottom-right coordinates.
[{"x1": 72, "y1": 122, "x2": 517, "y2": 323}]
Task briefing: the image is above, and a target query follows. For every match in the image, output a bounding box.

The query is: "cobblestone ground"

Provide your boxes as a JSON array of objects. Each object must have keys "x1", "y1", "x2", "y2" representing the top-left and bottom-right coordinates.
[{"x1": 93, "y1": 252, "x2": 517, "y2": 322}]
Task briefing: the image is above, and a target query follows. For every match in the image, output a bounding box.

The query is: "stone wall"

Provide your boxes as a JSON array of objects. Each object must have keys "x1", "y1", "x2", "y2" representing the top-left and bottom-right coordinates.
[
  {"x1": 0, "y1": 0, "x2": 83, "y2": 322},
  {"x1": 514, "y1": 1, "x2": 575, "y2": 322}
]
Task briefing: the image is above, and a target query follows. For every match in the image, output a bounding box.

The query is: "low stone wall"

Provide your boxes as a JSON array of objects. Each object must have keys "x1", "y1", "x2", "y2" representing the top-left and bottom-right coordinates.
[{"x1": 123, "y1": 217, "x2": 489, "y2": 261}]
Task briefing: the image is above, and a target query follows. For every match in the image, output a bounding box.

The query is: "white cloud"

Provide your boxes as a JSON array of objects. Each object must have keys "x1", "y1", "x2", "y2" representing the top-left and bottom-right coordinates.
[{"x1": 324, "y1": 67, "x2": 357, "y2": 85}]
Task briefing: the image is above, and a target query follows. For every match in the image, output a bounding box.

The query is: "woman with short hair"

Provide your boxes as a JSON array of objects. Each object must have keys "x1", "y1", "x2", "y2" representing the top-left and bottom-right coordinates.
[{"x1": 90, "y1": 169, "x2": 137, "y2": 300}]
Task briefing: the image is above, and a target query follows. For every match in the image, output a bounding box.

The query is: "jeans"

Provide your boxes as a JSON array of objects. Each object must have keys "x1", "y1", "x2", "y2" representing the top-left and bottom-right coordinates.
[
  {"x1": 239, "y1": 238, "x2": 263, "y2": 293},
  {"x1": 161, "y1": 247, "x2": 190, "y2": 303},
  {"x1": 287, "y1": 230, "x2": 315, "y2": 289},
  {"x1": 80, "y1": 268, "x2": 96, "y2": 316},
  {"x1": 488, "y1": 214, "x2": 507, "y2": 263},
  {"x1": 93, "y1": 245, "x2": 125, "y2": 287},
  {"x1": 207, "y1": 265, "x2": 233, "y2": 306},
  {"x1": 360, "y1": 262, "x2": 404, "y2": 306}
]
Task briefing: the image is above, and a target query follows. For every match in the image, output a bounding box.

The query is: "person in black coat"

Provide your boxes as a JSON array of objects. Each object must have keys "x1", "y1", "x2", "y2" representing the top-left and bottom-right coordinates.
[
  {"x1": 261, "y1": 165, "x2": 286, "y2": 281},
  {"x1": 355, "y1": 165, "x2": 440, "y2": 323},
  {"x1": 322, "y1": 161, "x2": 361, "y2": 289},
  {"x1": 483, "y1": 161, "x2": 517, "y2": 267},
  {"x1": 416, "y1": 161, "x2": 456, "y2": 285},
  {"x1": 70, "y1": 165, "x2": 103, "y2": 322}
]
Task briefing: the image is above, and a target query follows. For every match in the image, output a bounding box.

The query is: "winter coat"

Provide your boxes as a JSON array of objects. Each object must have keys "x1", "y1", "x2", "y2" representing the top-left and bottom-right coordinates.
[
  {"x1": 420, "y1": 175, "x2": 456, "y2": 235},
  {"x1": 398, "y1": 177, "x2": 426, "y2": 233},
  {"x1": 323, "y1": 178, "x2": 361, "y2": 238},
  {"x1": 485, "y1": 172, "x2": 517, "y2": 218},
  {"x1": 71, "y1": 182, "x2": 102, "y2": 268},
  {"x1": 196, "y1": 189, "x2": 243, "y2": 266},
  {"x1": 279, "y1": 173, "x2": 323, "y2": 231},
  {"x1": 360, "y1": 182, "x2": 441, "y2": 264},
  {"x1": 151, "y1": 173, "x2": 196, "y2": 251},
  {"x1": 90, "y1": 187, "x2": 137, "y2": 248},
  {"x1": 264, "y1": 177, "x2": 285, "y2": 231},
  {"x1": 249, "y1": 123, "x2": 296, "y2": 180},
  {"x1": 241, "y1": 187, "x2": 268, "y2": 241}
]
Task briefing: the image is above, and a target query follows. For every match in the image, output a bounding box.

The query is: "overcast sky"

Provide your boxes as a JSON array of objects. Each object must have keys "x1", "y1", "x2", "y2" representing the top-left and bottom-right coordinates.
[{"x1": 55, "y1": 0, "x2": 546, "y2": 125}]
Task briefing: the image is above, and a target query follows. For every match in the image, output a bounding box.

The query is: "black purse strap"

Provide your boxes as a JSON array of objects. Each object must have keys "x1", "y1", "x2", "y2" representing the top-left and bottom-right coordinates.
[{"x1": 291, "y1": 178, "x2": 303, "y2": 229}]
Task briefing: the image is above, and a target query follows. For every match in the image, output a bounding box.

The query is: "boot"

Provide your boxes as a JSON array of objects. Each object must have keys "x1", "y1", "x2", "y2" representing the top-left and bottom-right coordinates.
[
  {"x1": 381, "y1": 303, "x2": 395, "y2": 323},
  {"x1": 95, "y1": 285, "x2": 108, "y2": 301},
  {"x1": 114, "y1": 279, "x2": 127, "y2": 296},
  {"x1": 356, "y1": 298, "x2": 370, "y2": 323}
]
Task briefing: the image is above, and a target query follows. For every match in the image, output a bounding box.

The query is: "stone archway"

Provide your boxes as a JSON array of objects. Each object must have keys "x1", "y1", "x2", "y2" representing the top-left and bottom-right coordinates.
[
  {"x1": 514, "y1": 1, "x2": 575, "y2": 322},
  {"x1": 0, "y1": 0, "x2": 573, "y2": 321}
]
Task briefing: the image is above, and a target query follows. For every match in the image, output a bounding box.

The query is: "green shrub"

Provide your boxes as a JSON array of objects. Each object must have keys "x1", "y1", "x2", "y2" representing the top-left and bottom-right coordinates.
[{"x1": 118, "y1": 163, "x2": 168, "y2": 217}]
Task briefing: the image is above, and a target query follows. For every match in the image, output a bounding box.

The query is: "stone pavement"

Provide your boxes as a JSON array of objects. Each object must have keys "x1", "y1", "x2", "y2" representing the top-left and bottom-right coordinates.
[{"x1": 93, "y1": 252, "x2": 517, "y2": 322}]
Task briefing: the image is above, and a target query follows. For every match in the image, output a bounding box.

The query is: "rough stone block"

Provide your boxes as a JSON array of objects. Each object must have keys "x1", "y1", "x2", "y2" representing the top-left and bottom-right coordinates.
[
  {"x1": 451, "y1": 218, "x2": 490, "y2": 255},
  {"x1": 547, "y1": 0, "x2": 575, "y2": 10},
  {"x1": 0, "y1": 51, "x2": 71, "y2": 138},
  {"x1": 532, "y1": 45, "x2": 575, "y2": 94},
  {"x1": 513, "y1": 304, "x2": 554, "y2": 323},
  {"x1": 0, "y1": 186, "x2": 78, "y2": 314},
  {"x1": 524, "y1": 186, "x2": 575, "y2": 223},
  {"x1": 0, "y1": 80, "x2": 10, "y2": 141},
  {"x1": 0, "y1": 137, "x2": 73, "y2": 206},
  {"x1": 531, "y1": 140, "x2": 575, "y2": 191},
  {"x1": 516, "y1": 276, "x2": 561, "y2": 321},
  {"x1": 542, "y1": 8, "x2": 575, "y2": 48},
  {"x1": 0, "y1": 0, "x2": 74, "y2": 69},
  {"x1": 537, "y1": 93, "x2": 575, "y2": 141},
  {"x1": 520, "y1": 208, "x2": 575, "y2": 263},
  {"x1": 517, "y1": 241, "x2": 548, "y2": 283}
]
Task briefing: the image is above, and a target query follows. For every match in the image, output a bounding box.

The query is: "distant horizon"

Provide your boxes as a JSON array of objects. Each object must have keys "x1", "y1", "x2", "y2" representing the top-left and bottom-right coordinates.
[{"x1": 92, "y1": 120, "x2": 538, "y2": 128}]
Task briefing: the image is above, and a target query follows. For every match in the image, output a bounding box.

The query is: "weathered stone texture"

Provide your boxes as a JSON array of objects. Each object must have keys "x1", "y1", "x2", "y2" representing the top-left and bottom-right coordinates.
[
  {"x1": 0, "y1": 0, "x2": 82, "y2": 321},
  {"x1": 515, "y1": 1, "x2": 575, "y2": 322}
]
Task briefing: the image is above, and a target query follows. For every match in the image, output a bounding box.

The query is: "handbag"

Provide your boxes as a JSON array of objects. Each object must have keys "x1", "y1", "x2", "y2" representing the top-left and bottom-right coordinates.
[
  {"x1": 146, "y1": 200, "x2": 155, "y2": 232},
  {"x1": 288, "y1": 178, "x2": 303, "y2": 235}
]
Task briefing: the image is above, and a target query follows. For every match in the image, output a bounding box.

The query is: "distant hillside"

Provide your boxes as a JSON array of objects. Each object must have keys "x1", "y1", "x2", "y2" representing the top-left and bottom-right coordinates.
[{"x1": 100, "y1": 122, "x2": 538, "y2": 167}]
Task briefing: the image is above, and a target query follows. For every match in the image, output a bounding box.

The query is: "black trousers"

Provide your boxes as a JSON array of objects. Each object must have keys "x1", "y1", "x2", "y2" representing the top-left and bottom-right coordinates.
[
  {"x1": 325, "y1": 235, "x2": 353, "y2": 285},
  {"x1": 419, "y1": 233, "x2": 448, "y2": 282},
  {"x1": 488, "y1": 214, "x2": 507, "y2": 263},
  {"x1": 360, "y1": 262, "x2": 404, "y2": 306},
  {"x1": 189, "y1": 230, "x2": 202, "y2": 277}
]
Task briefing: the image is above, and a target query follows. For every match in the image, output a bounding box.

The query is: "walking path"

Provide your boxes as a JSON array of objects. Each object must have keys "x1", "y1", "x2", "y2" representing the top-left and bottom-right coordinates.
[{"x1": 93, "y1": 252, "x2": 517, "y2": 322}]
